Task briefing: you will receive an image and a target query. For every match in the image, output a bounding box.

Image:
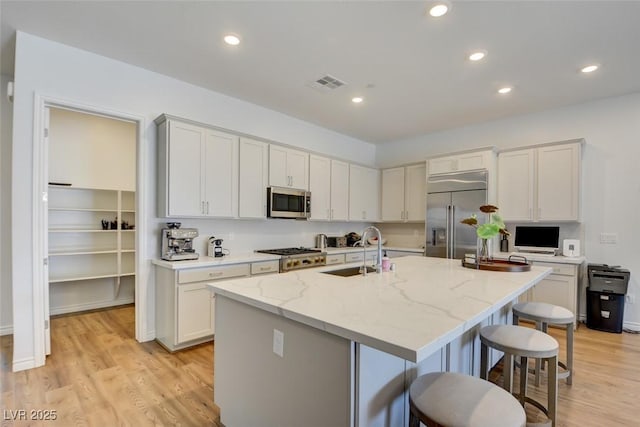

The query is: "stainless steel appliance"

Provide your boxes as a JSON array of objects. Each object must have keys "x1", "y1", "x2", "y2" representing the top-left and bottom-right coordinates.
[
  {"x1": 207, "y1": 236, "x2": 224, "y2": 257},
  {"x1": 327, "y1": 236, "x2": 347, "y2": 248},
  {"x1": 315, "y1": 234, "x2": 327, "y2": 250},
  {"x1": 424, "y1": 170, "x2": 487, "y2": 259},
  {"x1": 255, "y1": 247, "x2": 326, "y2": 272},
  {"x1": 161, "y1": 223, "x2": 199, "y2": 261},
  {"x1": 267, "y1": 186, "x2": 311, "y2": 219}
]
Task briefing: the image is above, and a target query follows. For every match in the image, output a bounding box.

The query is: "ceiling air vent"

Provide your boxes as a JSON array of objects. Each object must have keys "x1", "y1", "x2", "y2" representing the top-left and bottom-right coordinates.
[{"x1": 307, "y1": 74, "x2": 347, "y2": 92}]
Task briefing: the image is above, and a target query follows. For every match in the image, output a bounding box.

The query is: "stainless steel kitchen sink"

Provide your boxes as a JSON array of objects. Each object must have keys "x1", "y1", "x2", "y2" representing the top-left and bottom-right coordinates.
[{"x1": 322, "y1": 266, "x2": 376, "y2": 277}]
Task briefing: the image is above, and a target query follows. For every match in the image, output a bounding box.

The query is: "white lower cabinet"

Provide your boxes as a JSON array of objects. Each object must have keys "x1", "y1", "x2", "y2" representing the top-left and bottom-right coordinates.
[
  {"x1": 325, "y1": 253, "x2": 346, "y2": 265},
  {"x1": 519, "y1": 261, "x2": 579, "y2": 327},
  {"x1": 155, "y1": 263, "x2": 250, "y2": 351}
]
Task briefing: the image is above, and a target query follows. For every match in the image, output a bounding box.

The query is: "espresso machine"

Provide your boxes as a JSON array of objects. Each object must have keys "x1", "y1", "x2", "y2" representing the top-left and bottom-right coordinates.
[{"x1": 161, "y1": 223, "x2": 199, "y2": 261}]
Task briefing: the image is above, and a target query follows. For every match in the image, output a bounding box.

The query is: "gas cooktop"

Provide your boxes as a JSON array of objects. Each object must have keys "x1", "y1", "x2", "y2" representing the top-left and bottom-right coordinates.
[
  {"x1": 256, "y1": 247, "x2": 323, "y2": 256},
  {"x1": 255, "y1": 247, "x2": 326, "y2": 272}
]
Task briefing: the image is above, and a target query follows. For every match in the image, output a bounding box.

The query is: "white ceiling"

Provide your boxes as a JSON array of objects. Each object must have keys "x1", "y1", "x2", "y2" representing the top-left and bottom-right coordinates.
[{"x1": 2, "y1": 1, "x2": 640, "y2": 144}]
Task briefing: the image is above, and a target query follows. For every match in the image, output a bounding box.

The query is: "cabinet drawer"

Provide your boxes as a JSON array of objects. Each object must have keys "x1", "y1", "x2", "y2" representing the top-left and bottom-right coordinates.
[
  {"x1": 535, "y1": 262, "x2": 576, "y2": 277},
  {"x1": 251, "y1": 260, "x2": 280, "y2": 275},
  {"x1": 326, "y1": 254, "x2": 345, "y2": 265},
  {"x1": 178, "y1": 263, "x2": 250, "y2": 284},
  {"x1": 345, "y1": 252, "x2": 365, "y2": 263}
]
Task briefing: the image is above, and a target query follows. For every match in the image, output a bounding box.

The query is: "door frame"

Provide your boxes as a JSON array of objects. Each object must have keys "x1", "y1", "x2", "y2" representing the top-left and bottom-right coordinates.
[{"x1": 32, "y1": 93, "x2": 149, "y2": 366}]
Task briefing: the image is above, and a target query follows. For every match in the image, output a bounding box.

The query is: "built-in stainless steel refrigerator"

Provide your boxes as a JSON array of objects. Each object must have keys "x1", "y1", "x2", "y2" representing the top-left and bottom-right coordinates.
[{"x1": 424, "y1": 170, "x2": 488, "y2": 259}]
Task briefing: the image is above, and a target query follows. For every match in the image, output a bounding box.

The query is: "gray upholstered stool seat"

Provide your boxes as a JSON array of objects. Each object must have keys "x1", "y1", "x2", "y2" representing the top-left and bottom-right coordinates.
[
  {"x1": 480, "y1": 325, "x2": 559, "y2": 427},
  {"x1": 409, "y1": 371, "x2": 526, "y2": 427},
  {"x1": 513, "y1": 302, "x2": 574, "y2": 386}
]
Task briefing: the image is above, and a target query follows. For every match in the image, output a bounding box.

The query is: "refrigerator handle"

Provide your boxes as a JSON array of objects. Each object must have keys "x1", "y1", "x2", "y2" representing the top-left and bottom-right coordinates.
[
  {"x1": 445, "y1": 205, "x2": 452, "y2": 258},
  {"x1": 450, "y1": 205, "x2": 456, "y2": 259}
]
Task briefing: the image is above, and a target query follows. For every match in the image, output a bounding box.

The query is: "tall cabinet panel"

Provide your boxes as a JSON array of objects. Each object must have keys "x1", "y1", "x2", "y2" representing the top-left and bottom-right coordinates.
[
  {"x1": 497, "y1": 149, "x2": 535, "y2": 221},
  {"x1": 239, "y1": 137, "x2": 268, "y2": 218},
  {"x1": 203, "y1": 129, "x2": 238, "y2": 218},
  {"x1": 166, "y1": 121, "x2": 204, "y2": 217},
  {"x1": 330, "y1": 160, "x2": 350, "y2": 221},
  {"x1": 349, "y1": 164, "x2": 379, "y2": 222},
  {"x1": 404, "y1": 163, "x2": 427, "y2": 221},
  {"x1": 309, "y1": 155, "x2": 331, "y2": 220}
]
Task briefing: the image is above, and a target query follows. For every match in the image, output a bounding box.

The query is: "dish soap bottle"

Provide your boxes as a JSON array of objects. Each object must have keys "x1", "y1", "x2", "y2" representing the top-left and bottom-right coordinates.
[{"x1": 382, "y1": 251, "x2": 390, "y2": 272}]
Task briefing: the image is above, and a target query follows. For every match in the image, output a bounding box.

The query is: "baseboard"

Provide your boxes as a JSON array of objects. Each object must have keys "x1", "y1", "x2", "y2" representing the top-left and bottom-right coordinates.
[
  {"x1": 0, "y1": 324, "x2": 13, "y2": 336},
  {"x1": 50, "y1": 298, "x2": 134, "y2": 316},
  {"x1": 623, "y1": 321, "x2": 640, "y2": 332},
  {"x1": 12, "y1": 356, "x2": 37, "y2": 372}
]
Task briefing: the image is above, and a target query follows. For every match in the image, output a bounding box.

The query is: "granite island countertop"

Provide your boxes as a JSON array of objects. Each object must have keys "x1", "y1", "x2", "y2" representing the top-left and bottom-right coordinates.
[{"x1": 208, "y1": 255, "x2": 551, "y2": 362}]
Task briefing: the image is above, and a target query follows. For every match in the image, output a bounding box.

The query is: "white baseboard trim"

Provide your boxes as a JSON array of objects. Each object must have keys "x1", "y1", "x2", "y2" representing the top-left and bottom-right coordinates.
[
  {"x1": 13, "y1": 356, "x2": 37, "y2": 372},
  {"x1": 50, "y1": 298, "x2": 134, "y2": 316},
  {"x1": 0, "y1": 324, "x2": 13, "y2": 336},
  {"x1": 623, "y1": 321, "x2": 640, "y2": 332},
  {"x1": 141, "y1": 329, "x2": 156, "y2": 342}
]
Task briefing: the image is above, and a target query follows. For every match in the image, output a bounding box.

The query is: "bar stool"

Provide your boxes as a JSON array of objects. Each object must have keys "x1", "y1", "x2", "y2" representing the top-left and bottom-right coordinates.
[
  {"x1": 409, "y1": 371, "x2": 526, "y2": 427},
  {"x1": 480, "y1": 325, "x2": 559, "y2": 427},
  {"x1": 513, "y1": 301, "x2": 574, "y2": 386}
]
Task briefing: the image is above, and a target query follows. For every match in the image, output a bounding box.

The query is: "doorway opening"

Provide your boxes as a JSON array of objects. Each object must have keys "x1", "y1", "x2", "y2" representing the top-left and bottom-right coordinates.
[{"x1": 45, "y1": 107, "x2": 137, "y2": 350}]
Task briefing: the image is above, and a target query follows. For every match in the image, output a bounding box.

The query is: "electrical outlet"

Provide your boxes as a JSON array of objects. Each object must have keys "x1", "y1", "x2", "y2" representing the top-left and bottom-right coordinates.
[
  {"x1": 273, "y1": 329, "x2": 284, "y2": 357},
  {"x1": 626, "y1": 294, "x2": 635, "y2": 304},
  {"x1": 599, "y1": 233, "x2": 618, "y2": 244}
]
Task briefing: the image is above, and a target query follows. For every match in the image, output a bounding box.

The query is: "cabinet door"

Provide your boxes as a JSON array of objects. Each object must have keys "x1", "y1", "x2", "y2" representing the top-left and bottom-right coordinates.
[
  {"x1": 428, "y1": 156, "x2": 457, "y2": 175},
  {"x1": 167, "y1": 121, "x2": 204, "y2": 216},
  {"x1": 404, "y1": 163, "x2": 426, "y2": 222},
  {"x1": 287, "y1": 148, "x2": 309, "y2": 190},
  {"x1": 532, "y1": 274, "x2": 575, "y2": 315},
  {"x1": 348, "y1": 164, "x2": 367, "y2": 221},
  {"x1": 309, "y1": 155, "x2": 331, "y2": 220},
  {"x1": 536, "y1": 143, "x2": 580, "y2": 221},
  {"x1": 204, "y1": 129, "x2": 238, "y2": 217},
  {"x1": 330, "y1": 160, "x2": 349, "y2": 221},
  {"x1": 381, "y1": 167, "x2": 405, "y2": 221},
  {"x1": 268, "y1": 145, "x2": 289, "y2": 187},
  {"x1": 239, "y1": 138, "x2": 268, "y2": 218},
  {"x1": 497, "y1": 149, "x2": 535, "y2": 221},
  {"x1": 364, "y1": 167, "x2": 380, "y2": 222},
  {"x1": 177, "y1": 283, "x2": 215, "y2": 343}
]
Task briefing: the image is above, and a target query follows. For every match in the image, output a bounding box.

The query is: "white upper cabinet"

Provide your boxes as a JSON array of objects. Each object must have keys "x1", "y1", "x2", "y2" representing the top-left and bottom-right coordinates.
[
  {"x1": 157, "y1": 116, "x2": 238, "y2": 218},
  {"x1": 269, "y1": 145, "x2": 309, "y2": 190},
  {"x1": 381, "y1": 163, "x2": 426, "y2": 222},
  {"x1": 309, "y1": 156, "x2": 350, "y2": 221},
  {"x1": 239, "y1": 137, "x2": 268, "y2": 218},
  {"x1": 349, "y1": 164, "x2": 380, "y2": 222},
  {"x1": 498, "y1": 141, "x2": 582, "y2": 222},
  {"x1": 381, "y1": 167, "x2": 405, "y2": 221},
  {"x1": 204, "y1": 129, "x2": 239, "y2": 218},
  {"x1": 330, "y1": 160, "x2": 350, "y2": 221},
  {"x1": 309, "y1": 155, "x2": 331, "y2": 220},
  {"x1": 428, "y1": 150, "x2": 493, "y2": 175}
]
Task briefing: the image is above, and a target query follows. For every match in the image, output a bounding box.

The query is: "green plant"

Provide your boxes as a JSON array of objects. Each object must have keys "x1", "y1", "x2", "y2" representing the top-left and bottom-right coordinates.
[{"x1": 460, "y1": 205, "x2": 509, "y2": 239}]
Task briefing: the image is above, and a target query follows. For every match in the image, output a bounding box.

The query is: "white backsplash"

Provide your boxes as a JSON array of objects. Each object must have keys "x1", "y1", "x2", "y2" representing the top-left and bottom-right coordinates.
[
  {"x1": 502, "y1": 222, "x2": 584, "y2": 254},
  {"x1": 374, "y1": 222, "x2": 426, "y2": 249},
  {"x1": 153, "y1": 218, "x2": 371, "y2": 257}
]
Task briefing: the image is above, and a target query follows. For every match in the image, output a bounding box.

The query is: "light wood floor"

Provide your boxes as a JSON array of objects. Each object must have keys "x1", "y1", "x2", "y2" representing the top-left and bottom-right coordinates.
[
  {"x1": 1, "y1": 305, "x2": 219, "y2": 426},
  {"x1": 1, "y1": 306, "x2": 639, "y2": 426}
]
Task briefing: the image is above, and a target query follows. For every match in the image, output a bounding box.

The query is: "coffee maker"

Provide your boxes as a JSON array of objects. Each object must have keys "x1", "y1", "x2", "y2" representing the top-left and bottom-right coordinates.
[{"x1": 161, "y1": 222, "x2": 199, "y2": 261}]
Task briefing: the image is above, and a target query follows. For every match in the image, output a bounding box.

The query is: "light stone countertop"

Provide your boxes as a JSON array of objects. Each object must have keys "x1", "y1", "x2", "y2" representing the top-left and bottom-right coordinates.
[
  {"x1": 151, "y1": 252, "x2": 281, "y2": 270},
  {"x1": 208, "y1": 255, "x2": 551, "y2": 362}
]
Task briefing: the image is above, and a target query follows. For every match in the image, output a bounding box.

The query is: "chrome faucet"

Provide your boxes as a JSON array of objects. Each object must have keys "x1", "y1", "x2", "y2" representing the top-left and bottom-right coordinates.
[{"x1": 361, "y1": 226, "x2": 383, "y2": 275}]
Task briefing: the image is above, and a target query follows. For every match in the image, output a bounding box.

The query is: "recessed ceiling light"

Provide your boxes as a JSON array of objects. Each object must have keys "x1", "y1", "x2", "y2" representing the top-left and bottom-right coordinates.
[
  {"x1": 429, "y1": 2, "x2": 450, "y2": 17},
  {"x1": 352, "y1": 97, "x2": 364, "y2": 104},
  {"x1": 223, "y1": 34, "x2": 241, "y2": 46},
  {"x1": 468, "y1": 51, "x2": 487, "y2": 61},
  {"x1": 581, "y1": 64, "x2": 599, "y2": 73},
  {"x1": 498, "y1": 87, "x2": 512, "y2": 94}
]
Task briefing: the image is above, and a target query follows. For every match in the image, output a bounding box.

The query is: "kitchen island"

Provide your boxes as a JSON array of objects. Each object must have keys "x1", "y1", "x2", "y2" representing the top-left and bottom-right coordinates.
[{"x1": 208, "y1": 256, "x2": 551, "y2": 427}]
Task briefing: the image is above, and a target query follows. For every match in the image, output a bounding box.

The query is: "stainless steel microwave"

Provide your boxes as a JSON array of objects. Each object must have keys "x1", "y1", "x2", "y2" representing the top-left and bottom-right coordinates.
[{"x1": 267, "y1": 187, "x2": 311, "y2": 219}]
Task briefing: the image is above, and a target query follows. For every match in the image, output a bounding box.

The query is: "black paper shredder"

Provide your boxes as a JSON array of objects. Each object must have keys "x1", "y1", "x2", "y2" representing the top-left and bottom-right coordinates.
[{"x1": 586, "y1": 264, "x2": 630, "y2": 333}]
